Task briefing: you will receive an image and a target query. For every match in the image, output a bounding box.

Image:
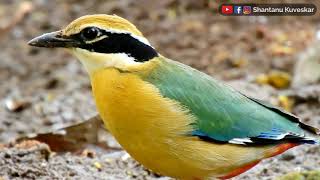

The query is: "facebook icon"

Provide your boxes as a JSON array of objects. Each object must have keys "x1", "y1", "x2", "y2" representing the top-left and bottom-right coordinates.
[{"x1": 234, "y1": 6, "x2": 242, "y2": 15}]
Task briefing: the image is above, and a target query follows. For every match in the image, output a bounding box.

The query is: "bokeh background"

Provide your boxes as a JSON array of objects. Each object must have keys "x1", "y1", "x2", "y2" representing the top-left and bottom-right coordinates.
[{"x1": 0, "y1": 0, "x2": 320, "y2": 179}]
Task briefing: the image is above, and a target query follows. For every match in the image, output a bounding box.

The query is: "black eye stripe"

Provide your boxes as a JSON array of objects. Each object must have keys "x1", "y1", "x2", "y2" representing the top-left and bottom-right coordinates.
[{"x1": 69, "y1": 27, "x2": 158, "y2": 62}]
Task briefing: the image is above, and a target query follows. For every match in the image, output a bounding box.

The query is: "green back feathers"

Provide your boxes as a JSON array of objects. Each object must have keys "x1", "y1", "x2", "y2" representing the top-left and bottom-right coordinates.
[{"x1": 140, "y1": 56, "x2": 319, "y2": 145}]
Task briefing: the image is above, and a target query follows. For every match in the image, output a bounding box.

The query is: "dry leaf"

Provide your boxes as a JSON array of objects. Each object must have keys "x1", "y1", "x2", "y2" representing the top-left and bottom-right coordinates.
[
  {"x1": 271, "y1": 44, "x2": 294, "y2": 56},
  {"x1": 255, "y1": 74, "x2": 270, "y2": 86},
  {"x1": 230, "y1": 58, "x2": 248, "y2": 68},
  {"x1": 255, "y1": 71, "x2": 291, "y2": 89},
  {"x1": 268, "y1": 71, "x2": 291, "y2": 89},
  {"x1": 16, "y1": 115, "x2": 117, "y2": 152}
]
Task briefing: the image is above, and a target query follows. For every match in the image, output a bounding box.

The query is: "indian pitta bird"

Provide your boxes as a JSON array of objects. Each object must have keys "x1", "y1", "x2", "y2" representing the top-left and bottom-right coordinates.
[{"x1": 28, "y1": 14, "x2": 320, "y2": 179}]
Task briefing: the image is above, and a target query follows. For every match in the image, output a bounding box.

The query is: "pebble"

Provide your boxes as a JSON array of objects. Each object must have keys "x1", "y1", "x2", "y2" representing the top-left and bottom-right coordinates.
[
  {"x1": 44, "y1": 78, "x2": 59, "y2": 89},
  {"x1": 61, "y1": 111, "x2": 74, "y2": 121},
  {"x1": 93, "y1": 161, "x2": 102, "y2": 170},
  {"x1": 280, "y1": 152, "x2": 295, "y2": 161},
  {"x1": 105, "y1": 158, "x2": 113, "y2": 163},
  {"x1": 121, "y1": 153, "x2": 131, "y2": 161},
  {"x1": 5, "y1": 99, "x2": 30, "y2": 112},
  {"x1": 81, "y1": 149, "x2": 96, "y2": 158}
]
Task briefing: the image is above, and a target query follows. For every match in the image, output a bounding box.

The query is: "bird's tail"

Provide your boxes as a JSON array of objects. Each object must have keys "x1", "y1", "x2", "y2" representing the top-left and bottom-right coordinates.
[{"x1": 302, "y1": 126, "x2": 320, "y2": 145}]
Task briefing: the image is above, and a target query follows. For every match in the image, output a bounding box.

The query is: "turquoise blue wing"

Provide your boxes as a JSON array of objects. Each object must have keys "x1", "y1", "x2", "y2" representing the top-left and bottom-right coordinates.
[{"x1": 143, "y1": 57, "x2": 319, "y2": 145}]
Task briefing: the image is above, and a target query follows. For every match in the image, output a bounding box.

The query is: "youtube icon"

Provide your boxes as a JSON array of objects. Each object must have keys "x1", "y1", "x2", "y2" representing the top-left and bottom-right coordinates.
[{"x1": 221, "y1": 5, "x2": 233, "y2": 15}]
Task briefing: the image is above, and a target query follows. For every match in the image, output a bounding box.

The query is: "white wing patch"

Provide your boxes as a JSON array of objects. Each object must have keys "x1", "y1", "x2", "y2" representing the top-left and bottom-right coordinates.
[
  {"x1": 228, "y1": 138, "x2": 253, "y2": 145},
  {"x1": 228, "y1": 132, "x2": 318, "y2": 145}
]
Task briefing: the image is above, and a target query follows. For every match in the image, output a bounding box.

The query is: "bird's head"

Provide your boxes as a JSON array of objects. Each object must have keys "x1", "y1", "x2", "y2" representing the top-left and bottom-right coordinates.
[{"x1": 28, "y1": 14, "x2": 158, "y2": 74}]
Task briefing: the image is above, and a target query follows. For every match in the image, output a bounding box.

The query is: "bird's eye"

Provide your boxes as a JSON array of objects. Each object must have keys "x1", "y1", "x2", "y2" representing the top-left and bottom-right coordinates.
[{"x1": 81, "y1": 27, "x2": 99, "y2": 40}]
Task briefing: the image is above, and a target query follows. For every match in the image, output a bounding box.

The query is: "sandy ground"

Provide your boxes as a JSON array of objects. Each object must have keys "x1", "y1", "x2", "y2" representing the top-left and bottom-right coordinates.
[{"x1": 0, "y1": 0, "x2": 320, "y2": 179}]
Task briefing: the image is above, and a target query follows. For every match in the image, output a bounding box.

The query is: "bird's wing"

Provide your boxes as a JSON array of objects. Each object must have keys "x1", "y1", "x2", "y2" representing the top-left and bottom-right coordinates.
[{"x1": 142, "y1": 57, "x2": 319, "y2": 145}]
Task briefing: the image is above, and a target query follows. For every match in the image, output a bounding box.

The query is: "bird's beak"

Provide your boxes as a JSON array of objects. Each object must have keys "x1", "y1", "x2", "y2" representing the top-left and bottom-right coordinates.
[{"x1": 28, "y1": 31, "x2": 79, "y2": 48}]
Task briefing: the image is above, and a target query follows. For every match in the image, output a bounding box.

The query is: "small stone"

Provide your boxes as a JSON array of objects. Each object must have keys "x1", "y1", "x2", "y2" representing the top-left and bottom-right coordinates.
[
  {"x1": 5, "y1": 99, "x2": 30, "y2": 112},
  {"x1": 121, "y1": 153, "x2": 131, "y2": 161},
  {"x1": 44, "y1": 78, "x2": 59, "y2": 89},
  {"x1": 40, "y1": 162, "x2": 47, "y2": 167},
  {"x1": 256, "y1": 26, "x2": 267, "y2": 39},
  {"x1": 69, "y1": 171, "x2": 76, "y2": 177},
  {"x1": 262, "y1": 168, "x2": 268, "y2": 174},
  {"x1": 28, "y1": 48, "x2": 39, "y2": 55},
  {"x1": 61, "y1": 111, "x2": 74, "y2": 121},
  {"x1": 126, "y1": 170, "x2": 133, "y2": 176},
  {"x1": 45, "y1": 93, "x2": 55, "y2": 102},
  {"x1": 81, "y1": 149, "x2": 96, "y2": 158},
  {"x1": 105, "y1": 158, "x2": 113, "y2": 163},
  {"x1": 42, "y1": 118, "x2": 54, "y2": 126},
  {"x1": 34, "y1": 104, "x2": 43, "y2": 115},
  {"x1": 93, "y1": 162, "x2": 102, "y2": 170},
  {"x1": 281, "y1": 152, "x2": 295, "y2": 161}
]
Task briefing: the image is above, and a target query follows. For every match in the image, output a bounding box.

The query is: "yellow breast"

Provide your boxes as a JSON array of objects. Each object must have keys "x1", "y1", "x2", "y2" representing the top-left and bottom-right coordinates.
[
  {"x1": 90, "y1": 68, "x2": 272, "y2": 179},
  {"x1": 91, "y1": 68, "x2": 197, "y2": 176}
]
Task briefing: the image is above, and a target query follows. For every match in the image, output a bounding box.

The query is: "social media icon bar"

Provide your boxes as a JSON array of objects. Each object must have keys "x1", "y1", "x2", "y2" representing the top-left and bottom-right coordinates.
[
  {"x1": 219, "y1": 4, "x2": 316, "y2": 16},
  {"x1": 220, "y1": 5, "x2": 249, "y2": 16}
]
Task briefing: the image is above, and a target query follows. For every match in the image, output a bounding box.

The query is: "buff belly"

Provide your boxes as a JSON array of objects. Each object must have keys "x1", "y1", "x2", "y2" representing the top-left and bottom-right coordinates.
[{"x1": 90, "y1": 68, "x2": 278, "y2": 179}]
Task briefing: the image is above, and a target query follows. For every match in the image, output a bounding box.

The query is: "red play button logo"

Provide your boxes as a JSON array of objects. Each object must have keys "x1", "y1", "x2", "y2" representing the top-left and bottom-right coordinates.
[{"x1": 221, "y1": 5, "x2": 233, "y2": 15}]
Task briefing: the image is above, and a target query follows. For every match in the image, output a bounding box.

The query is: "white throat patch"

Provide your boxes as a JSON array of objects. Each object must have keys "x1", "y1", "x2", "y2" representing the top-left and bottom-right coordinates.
[{"x1": 72, "y1": 48, "x2": 141, "y2": 74}]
